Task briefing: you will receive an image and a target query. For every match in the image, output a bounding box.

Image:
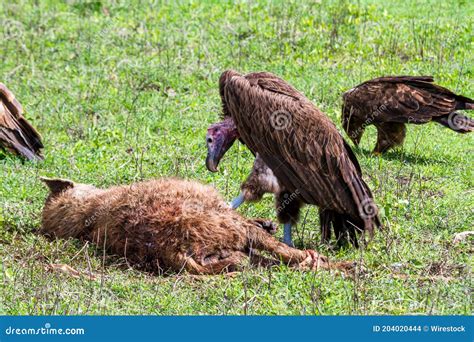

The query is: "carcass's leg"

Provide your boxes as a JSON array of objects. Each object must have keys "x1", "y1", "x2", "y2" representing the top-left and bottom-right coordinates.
[
  {"x1": 177, "y1": 251, "x2": 247, "y2": 275},
  {"x1": 245, "y1": 220, "x2": 355, "y2": 274},
  {"x1": 246, "y1": 225, "x2": 307, "y2": 265},
  {"x1": 250, "y1": 218, "x2": 277, "y2": 235},
  {"x1": 230, "y1": 156, "x2": 268, "y2": 209},
  {"x1": 246, "y1": 224, "x2": 330, "y2": 270}
]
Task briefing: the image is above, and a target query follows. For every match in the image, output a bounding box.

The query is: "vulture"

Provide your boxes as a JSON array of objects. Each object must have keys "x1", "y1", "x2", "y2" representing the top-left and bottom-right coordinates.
[
  {"x1": 0, "y1": 83, "x2": 43, "y2": 160},
  {"x1": 341, "y1": 76, "x2": 474, "y2": 154},
  {"x1": 206, "y1": 70, "x2": 381, "y2": 247}
]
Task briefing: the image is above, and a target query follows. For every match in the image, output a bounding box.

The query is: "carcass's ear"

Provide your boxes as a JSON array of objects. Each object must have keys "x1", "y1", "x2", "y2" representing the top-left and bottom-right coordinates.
[{"x1": 40, "y1": 177, "x2": 74, "y2": 194}]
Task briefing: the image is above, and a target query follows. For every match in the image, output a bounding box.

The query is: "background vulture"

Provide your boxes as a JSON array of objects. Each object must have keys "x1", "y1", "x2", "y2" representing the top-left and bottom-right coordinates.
[
  {"x1": 0, "y1": 83, "x2": 43, "y2": 160},
  {"x1": 206, "y1": 70, "x2": 381, "y2": 247},
  {"x1": 341, "y1": 76, "x2": 474, "y2": 154}
]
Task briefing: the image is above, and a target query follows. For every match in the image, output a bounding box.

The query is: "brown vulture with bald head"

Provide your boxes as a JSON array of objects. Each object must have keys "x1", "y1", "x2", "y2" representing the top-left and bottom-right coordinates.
[
  {"x1": 342, "y1": 76, "x2": 474, "y2": 154},
  {"x1": 0, "y1": 83, "x2": 43, "y2": 160},
  {"x1": 206, "y1": 70, "x2": 381, "y2": 247}
]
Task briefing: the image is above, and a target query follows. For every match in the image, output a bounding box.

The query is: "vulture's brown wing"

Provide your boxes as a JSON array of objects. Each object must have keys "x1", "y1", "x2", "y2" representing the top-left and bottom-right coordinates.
[
  {"x1": 366, "y1": 76, "x2": 471, "y2": 103},
  {"x1": 0, "y1": 83, "x2": 43, "y2": 160},
  {"x1": 219, "y1": 70, "x2": 303, "y2": 118},
  {"x1": 223, "y1": 72, "x2": 377, "y2": 233},
  {"x1": 364, "y1": 75, "x2": 435, "y2": 84},
  {"x1": 370, "y1": 76, "x2": 472, "y2": 107},
  {"x1": 345, "y1": 76, "x2": 472, "y2": 123},
  {"x1": 245, "y1": 72, "x2": 305, "y2": 101}
]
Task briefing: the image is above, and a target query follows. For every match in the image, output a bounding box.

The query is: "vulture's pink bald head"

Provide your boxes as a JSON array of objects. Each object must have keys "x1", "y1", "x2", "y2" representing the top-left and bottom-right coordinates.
[{"x1": 206, "y1": 117, "x2": 239, "y2": 172}]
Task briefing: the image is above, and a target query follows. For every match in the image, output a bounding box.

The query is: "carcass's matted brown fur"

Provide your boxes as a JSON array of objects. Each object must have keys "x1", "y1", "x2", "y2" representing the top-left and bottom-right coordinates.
[
  {"x1": 342, "y1": 76, "x2": 474, "y2": 153},
  {"x1": 218, "y1": 70, "x2": 380, "y2": 246},
  {"x1": 40, "y1": 177, "x2": 351, "y2": 275},
  {"x1": 0, "y1": 83, "x2": 43, "y2": 160}
]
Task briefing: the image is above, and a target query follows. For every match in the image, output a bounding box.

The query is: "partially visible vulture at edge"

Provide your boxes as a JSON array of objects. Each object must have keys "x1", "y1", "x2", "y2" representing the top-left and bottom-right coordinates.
[
  {"x1": 341, "y1": 76, "x2": 474, "y2": 154},
  {"x1": 206, "y1": 70, "x2": 381, "y2": 247},
  {"x1": 0, "y1": 83, "x2": 43, "y2": 160}
]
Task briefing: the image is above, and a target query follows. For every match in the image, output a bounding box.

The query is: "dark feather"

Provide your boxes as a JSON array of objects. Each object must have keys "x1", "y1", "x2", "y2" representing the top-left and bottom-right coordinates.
[{"x1": 0, "y1": 83, "x2": 43, "y2": 160}]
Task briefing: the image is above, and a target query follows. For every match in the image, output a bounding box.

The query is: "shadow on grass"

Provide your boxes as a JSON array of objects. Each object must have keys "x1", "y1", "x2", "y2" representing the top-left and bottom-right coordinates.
[{"x1": 353, "y1": 146, "x2": 451, "y2": 165}]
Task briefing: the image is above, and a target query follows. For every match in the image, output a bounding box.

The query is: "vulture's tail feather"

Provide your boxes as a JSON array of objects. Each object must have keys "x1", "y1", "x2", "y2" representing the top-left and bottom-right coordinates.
[
  {"x1": 320, "y1": 209, "x2": 378, "y2": 248},
  {"x1": 319, "y1": 209, "x2": 333, "y2": 244},
  {"x1": 337, "y1": 145, "x2": 381, "y2": 248},
  {"x1": 454, "y1": 95, "x2": 474, "y2": 110},
  {"x1": 0, "y1": 121, "x2": 44, "y2": 161},
  {"x1": 434, "y1": 112, "x2": 474, "y2": 133}
]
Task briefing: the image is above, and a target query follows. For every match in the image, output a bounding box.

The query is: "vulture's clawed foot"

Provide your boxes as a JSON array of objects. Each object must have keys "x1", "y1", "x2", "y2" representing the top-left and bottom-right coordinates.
[{"x1": 251, "y1": 218, "x2": 278, "y2": 235}]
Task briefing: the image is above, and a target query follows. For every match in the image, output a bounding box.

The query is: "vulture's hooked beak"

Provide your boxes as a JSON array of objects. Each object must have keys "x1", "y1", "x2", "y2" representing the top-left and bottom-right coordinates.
[
  {"x1": 205, "y1": 135, "x2": 219, "y2": 172},
  {"x1": 205, "y1": 133, "x2": 229, "y2": 172},
  {"x1": 205, "y1": 119, "x2": 239, "y2": 172}
]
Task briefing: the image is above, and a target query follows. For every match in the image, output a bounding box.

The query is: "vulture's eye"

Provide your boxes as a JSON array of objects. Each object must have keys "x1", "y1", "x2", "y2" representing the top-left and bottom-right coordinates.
[{"x1": 207, "y1": 137, "x2": 213, "y2": 144}]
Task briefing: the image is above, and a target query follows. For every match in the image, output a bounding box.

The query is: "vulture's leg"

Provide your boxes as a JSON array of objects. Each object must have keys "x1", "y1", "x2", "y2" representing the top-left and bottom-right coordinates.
[
  {"x1": 373, "y1": 122, "x2": 406, "y2": 154},
  {"x1": 283, "y1": 223, "x2": 293, "y2": 247},
  {"x1": 275, "y1": 191, "x2": 302, "y2": 247},
  {"x1": 433, "y1": 113, "x2": 474, "y2": 133},
  {"x1": 230, "y1": 164, "x2": 264, "y2": 209},
  {"x1": 229, "y1": 193, "x2": 245, "y2": 209},
  {"x1": 231, "y1": 155, "x2": 273, "y2": 209}
]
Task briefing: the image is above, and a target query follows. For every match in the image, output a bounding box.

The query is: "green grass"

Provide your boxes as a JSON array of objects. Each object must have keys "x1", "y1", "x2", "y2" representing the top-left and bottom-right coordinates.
[{"x1": 0, "y1": 0, "x2": 472, "y2": 315}]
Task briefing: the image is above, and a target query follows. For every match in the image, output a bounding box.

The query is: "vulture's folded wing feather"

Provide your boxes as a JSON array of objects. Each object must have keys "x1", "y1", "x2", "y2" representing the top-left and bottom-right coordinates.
[
  {"x1": 365, "y1": 75, "x2": 435, "y2": 84},
  {"x1": 0, "y1": 83, "x2": 43, "y2": 160},
  {"x1": 345, "y1": 76, "x2": 473, "y2": 124}
]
